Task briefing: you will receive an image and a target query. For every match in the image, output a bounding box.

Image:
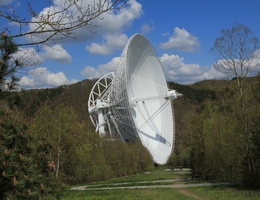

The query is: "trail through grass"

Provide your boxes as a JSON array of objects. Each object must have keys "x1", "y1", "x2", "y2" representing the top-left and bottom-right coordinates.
[{"x1": 61, "y1": 169, "x2": 260, "y2": 200}]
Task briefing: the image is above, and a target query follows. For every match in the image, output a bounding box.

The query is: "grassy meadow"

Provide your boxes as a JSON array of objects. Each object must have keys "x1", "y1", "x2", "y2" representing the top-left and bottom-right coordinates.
[{"x1": 61, "y1": 169, "x2": 260, "y2": 200}]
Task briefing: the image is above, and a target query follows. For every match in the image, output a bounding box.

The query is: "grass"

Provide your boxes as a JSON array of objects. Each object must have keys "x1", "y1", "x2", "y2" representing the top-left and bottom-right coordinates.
[
  {"x1": 88, "y1": 171, "x2": 179, "y2": 184},
  {"x1": 62, "y1": 187, "x2": 260, "y2": 200},
  {"x1": 62, "y1": 189, "x2": 195, "y2": 200},
  {"x1": 85, "y1": 181, "x2": 175, "y2": 188},
  {"x1": 186, "y1": 186, "x2": 260, "y2": 200},
  {"x1": 61, "y1": 169, "x2": 260, "y2": 200}
]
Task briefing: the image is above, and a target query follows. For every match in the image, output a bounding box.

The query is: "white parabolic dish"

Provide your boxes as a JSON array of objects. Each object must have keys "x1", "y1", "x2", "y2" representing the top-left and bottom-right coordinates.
[
  {"x1": 110, "y1": 34, "x2": 178, "y2": 165},
  {"x1": 88, "y1": 34, "x2": 182, "y2": 165},
  {"x1": 130, "y1": 34, "x2": 173, "y2": 164}
]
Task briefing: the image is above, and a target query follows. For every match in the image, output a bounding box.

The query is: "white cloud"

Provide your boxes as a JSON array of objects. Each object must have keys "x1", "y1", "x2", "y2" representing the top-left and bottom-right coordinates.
[
  {"x1": 19, "y1": 67, "x2": 78, "y2": 88},
  {"x1": 98, "y1": 0, "x2": 143, "y2": 32},
  {"x1": 42, "y1": 44, "x2": 72, "y2": 63},
  {"x1": 98, "y1": 57, "x2": 121, "y2": 74},
  {"x1": 27, "y1": 0, "x2": 142, "y2": 45},
  {"x1": 86, "y1": 0, "x2": 142, "y2": 53},
  {"x1": 140, "y1": 22, "x2": 154, "y2": 34},
  {"x1": 212, "y1": 49, "x2": 260, "y2": 78},
  {"x1": 160, "y1": 27, "x2": 200, "y2": 52},
  {"x1": 80, "y1": 66, "x2": 102, "y2": 79},
  {"x1": 81, "y1": 57, "x2": 120, "y2": 79},
  {"x1": 160, "y1": 53, "x2": 223, "y2": 84},
  {"x1": 86, "y1": 43, "x2": 111, "y2": 55},
  {"x1": 80, "y1": 52, "x2": 223, "y2": 84},
  {"x1": 12, "y1": 47, "x2": 44, "y2": 67},
  {"x1": 86, "y1": 34, "x2": 128, "y2": 55},
  {"x1": 162, "y1": 32, "x2": 169, "y2": 37},
  {"x1": 12, "y1": 45, "x2": 72, "y2": 66}
]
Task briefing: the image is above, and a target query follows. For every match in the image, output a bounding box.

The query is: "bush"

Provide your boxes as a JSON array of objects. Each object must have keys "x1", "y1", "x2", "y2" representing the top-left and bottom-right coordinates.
[{"x1": 0, "y1": 101, "x2": 62, "y2": 199}]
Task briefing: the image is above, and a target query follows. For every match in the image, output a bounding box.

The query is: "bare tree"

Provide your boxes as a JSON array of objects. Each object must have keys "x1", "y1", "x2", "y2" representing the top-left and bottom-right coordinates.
[
  {"x1": 0, "y1": 0, "x2": 127, "y2": 47},
  {"x1": 210, "y1": 24, "x2": 260, "y2": 173},
  {"x1": 0, "y1": 0, "x2": 127, "y2": 90},
  {"x1": 210, "y1": 24, "x2": 260, "y2": 88}
]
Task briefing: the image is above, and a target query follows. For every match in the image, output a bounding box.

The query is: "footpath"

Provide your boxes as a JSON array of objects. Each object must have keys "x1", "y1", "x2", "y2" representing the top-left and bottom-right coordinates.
[
  {"x1": 70, "y1": 179, "x2": 241, "y2": 191},
  {"x1": 70, "y1": 169, "x2": 242, "y2": 200}
]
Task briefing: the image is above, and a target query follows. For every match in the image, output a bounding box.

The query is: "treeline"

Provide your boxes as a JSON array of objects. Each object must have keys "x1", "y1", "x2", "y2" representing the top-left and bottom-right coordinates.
[
  {"x1": 167, "y1": 81, "x2": 217, "y2": 168},
  {"x1": 15, "y1": 79, "x2": 217, "y2": 173},
  {"x1": 170, "y1": 76, "x2": 260, "y2": 188},
  {"x1": 169, "y1": 82, "x2": 216, "y2": 103},
  {"x1": 3, "y1": 75, "x2": 260, "y2": 192},
  {"x1": 0, "y1": 100, "x2": 154, "y2": 198},
  {"x1": 8, "y1": 80, "x2": 156, "y2": 183},
  {"x1": 28, "y1": 104, "x2": 154, "y2": 185},
  {"x1": 0, "y1": 79, "x2": 154, "y2": 198}
]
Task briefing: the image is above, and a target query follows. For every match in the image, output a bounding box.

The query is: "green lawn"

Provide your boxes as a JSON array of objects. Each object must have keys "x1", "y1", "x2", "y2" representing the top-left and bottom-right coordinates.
[
  {"x1": 186, "y1": 186, "x2": 260, "y2": 200},
  {"x1": 62, "y1": 187, "x2": 260, "y2": 200},
  {"x1": 61, "y1": 169, "x2": 260, "y2": 200},
  {"x1": 87, "y1": 171, "x2": 182, "y2": 185},
  {"x1": 62, "y1": 189, "x2": 195, "y2": 200}
]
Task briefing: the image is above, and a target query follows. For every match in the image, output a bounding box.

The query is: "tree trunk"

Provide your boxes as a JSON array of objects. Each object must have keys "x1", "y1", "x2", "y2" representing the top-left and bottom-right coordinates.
[{"x1": 56, "y1": 112, "x2": 62, "y2": 178}]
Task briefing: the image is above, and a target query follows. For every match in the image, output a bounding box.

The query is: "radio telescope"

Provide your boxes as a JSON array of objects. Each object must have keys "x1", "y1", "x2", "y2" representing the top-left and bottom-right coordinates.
[{"x1": 88, "y1": 34, "x2": 182, "y2": 165}]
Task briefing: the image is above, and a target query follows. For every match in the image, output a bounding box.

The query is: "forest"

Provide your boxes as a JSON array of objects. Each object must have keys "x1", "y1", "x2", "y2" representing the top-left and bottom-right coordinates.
[{"x1": 3, "y1": 74, "x2": 260, "y2": 190}]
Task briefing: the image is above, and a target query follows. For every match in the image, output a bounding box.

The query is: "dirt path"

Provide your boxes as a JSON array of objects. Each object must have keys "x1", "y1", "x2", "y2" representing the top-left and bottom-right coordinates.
[
  {"x1": 178, "y1": 188, "x2": 208, "y2": 200},
  {"x1": 71, "y1": 182, "x2": 240, "y2": 190}
]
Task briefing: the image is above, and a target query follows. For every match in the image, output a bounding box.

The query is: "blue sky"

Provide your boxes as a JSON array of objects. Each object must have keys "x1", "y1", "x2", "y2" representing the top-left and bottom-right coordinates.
[{"x1": 1, "y1": 0, "x2": 260, "y2": 88}]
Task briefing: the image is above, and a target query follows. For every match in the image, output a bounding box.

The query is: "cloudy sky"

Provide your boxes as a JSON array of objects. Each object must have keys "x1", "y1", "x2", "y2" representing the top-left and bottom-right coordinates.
[{"x1": 1, "y1": 0, "x2": 260, "y2": 89}]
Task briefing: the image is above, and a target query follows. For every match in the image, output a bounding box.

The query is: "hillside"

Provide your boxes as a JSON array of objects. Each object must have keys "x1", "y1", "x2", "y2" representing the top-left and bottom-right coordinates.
[
  {"x1": 6, "y1": 75, "x2": 260, "y2": 187},
  {"x1": 10, "y1": 79, "x2": 218, "y2": 160},
  {"x1": 16, "y1": 79, "x2": 218, "y2": 118}
]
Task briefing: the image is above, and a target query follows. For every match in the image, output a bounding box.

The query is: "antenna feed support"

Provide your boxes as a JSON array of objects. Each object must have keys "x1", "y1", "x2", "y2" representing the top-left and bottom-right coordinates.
[{"x1": 165, "y1": 90, "x2": 183, "y2": 100}]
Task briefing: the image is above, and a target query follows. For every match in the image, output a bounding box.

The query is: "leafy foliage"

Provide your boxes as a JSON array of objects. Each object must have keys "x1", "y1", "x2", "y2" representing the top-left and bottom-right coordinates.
[
  {"x1": 2, "y1": 55, "x2": 260, "y2": 189},
  {"x1": 169, "y1": 82, "x2": 216, "y2": 103},
  {"x1": 29, "y1": 104, "x2": 154, "y2": 185},
  {"x1": 0, "y1": 101, "x2": 62, "y2": 199},
  {"x1": 189, "y1": 100, "x2": 244, "y2": 181},
  {"x1": 242, "y1": 75, "x2": 260, "y2": 188},
  {"x1": 208, "y1": 24, "x2": 260, "y2": 187}
]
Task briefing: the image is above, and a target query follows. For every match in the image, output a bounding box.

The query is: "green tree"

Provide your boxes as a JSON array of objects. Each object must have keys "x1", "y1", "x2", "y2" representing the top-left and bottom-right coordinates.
[
  {"x1": 131, "y1": 141, "x2": 154, "y2": 172},
  {"x1": 0, "y1": 32, "x2": 23, "y2": 93},
  {"x1": 189, "y1": 100, "x2": 244, "y2": 181},
  {"x1": 203, "y1": 101, "x2": 243, "y2": 180},
  {"x1": 74, "y1": 143, "x2": 93, "y2": 183},
  {"x1": 29, "y1": 104, "x2": 89, "y2": 183},
  {"x1": 210, "y1": 24, "x2": 260, "y2": 176},
  {"x1": 0, "y1": 101, "x2": 61, "y2": 199},
  {"x1": 189, "y1": 111, "x2": 206, "y2": 179},
  {"x1": 243, "y1": 75, "x2": 260, "y2": 188}
]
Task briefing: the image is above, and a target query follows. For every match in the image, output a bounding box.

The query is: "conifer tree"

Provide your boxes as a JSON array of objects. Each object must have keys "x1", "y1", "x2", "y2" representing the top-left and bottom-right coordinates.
[
  {"x1": 0, "y1": 32, "x2": 22, "y2": 93},
  {"x1": 0, "y1": 101, "x2": 62, "y2": 199},
  {"x1": 0, "y1": 33, "x2": 63, "y2": 199}
]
